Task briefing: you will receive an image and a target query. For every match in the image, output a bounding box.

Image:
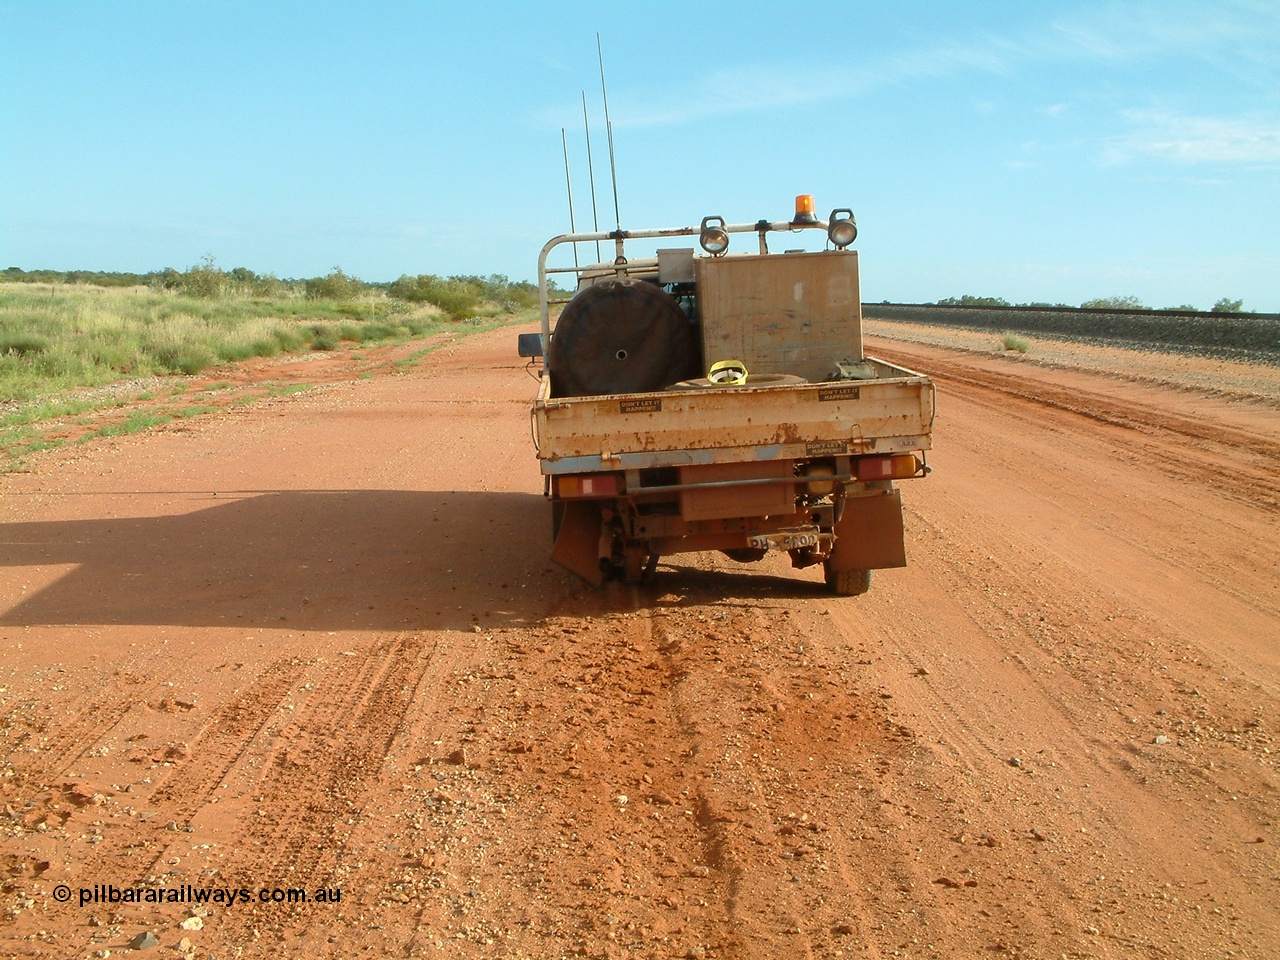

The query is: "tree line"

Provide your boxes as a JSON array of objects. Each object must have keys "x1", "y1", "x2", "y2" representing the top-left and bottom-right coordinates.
[
  {"x1": 1, "y1": 261, "x2": 546, "y2": 321},
  {"x1": 935, "y1": 294, "x2": 1249, "y2": 313}
]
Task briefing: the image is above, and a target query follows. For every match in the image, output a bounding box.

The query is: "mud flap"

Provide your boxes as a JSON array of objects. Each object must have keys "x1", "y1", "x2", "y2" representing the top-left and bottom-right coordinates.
[
  {"x1": 550, "y1": 500, "x2": 606, "y2": 586},
  {"x1": 828, "y1": 490, "x2": 907, "y2": 571}
]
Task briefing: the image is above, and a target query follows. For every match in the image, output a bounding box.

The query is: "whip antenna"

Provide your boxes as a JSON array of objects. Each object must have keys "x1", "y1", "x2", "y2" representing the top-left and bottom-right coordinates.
[
  {"x1": 560, "y1": 128, "x2": 579, "y2": 269},
  {"x1": 581, "y1": 92, "x2": 602, "y2": 261},
  {"x1": 597, "y1": 33, "x2": 621, "y2": 230}
]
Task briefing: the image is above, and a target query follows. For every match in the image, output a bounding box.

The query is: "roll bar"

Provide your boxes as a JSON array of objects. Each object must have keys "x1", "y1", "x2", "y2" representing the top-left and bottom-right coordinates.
[{"x1": 535, "y1": 216, "x2": 835, "y2": 356}]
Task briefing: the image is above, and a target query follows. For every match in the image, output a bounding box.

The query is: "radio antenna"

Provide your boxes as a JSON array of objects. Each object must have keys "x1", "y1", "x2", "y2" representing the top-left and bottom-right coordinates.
[
  {"x1": 581, "y1": 92, "x2": 602, "y2": 261},
  {"x1": 597, "y1": 33, "x2": 621, "y2": 230},
  {"x1": 560, "y1": 128, "x2": 579, "y2": 269}
]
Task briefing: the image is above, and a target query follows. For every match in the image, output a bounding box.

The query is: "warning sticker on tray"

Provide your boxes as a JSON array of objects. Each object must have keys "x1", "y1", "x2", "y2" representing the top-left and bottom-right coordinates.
[
  {"x1": 817, "y1": 385, "x2": 860, "y2": 402},
  {"x1": 620, "y1": 399, "x2": 662, "y2": 414}
]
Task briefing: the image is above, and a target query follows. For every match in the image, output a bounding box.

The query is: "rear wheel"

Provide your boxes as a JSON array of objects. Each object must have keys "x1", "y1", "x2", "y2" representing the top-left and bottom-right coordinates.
[
  {"x1": 824, "y1": 563, "x2": 871, "y2": 596},
  {"x1": 623, "y1": 546, "x2": 646, "y2": 583},
  {"x1": 621, "y1": 545, "x2": 658, "y2": 584}
]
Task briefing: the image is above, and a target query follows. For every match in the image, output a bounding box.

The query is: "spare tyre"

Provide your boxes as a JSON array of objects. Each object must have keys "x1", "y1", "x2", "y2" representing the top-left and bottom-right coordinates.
[{"x1": 548, "y1": 278, "x2": 700, "y2": 398}]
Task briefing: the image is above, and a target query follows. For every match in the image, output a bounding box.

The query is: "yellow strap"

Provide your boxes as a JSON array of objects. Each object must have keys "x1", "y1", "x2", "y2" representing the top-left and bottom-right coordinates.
[{"x1": 707, "y1": 359, "x2": 748, "y2": 385}]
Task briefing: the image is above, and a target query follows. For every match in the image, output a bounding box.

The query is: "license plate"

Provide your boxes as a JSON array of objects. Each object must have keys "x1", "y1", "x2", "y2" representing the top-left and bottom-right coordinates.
[{"x1": 747, "y1": 532, "x2": 819, "y2": 551}]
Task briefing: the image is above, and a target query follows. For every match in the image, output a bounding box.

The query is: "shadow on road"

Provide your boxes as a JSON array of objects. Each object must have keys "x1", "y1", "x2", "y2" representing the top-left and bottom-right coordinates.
[
  {"x1": 648, "y1": 563, "x2": 829, "y2": 602},
  {"x1": 0, "y1": 489, "x2": 569, "y2": 632}
]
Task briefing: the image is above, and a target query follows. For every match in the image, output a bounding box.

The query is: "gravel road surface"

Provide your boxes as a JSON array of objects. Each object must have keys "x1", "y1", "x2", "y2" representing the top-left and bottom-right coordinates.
[{"x1": 2, "y1": 325, "x2": 1277, "y2": 959}]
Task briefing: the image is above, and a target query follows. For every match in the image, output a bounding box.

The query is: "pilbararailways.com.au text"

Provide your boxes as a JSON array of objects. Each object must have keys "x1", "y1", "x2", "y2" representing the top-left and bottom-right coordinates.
[{"x1": 74, "y1": 884, "x2": 341, "y2": 907}]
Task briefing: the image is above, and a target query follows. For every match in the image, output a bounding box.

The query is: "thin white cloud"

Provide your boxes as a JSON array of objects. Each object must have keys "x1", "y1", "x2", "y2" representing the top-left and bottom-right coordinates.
[
  {"x1": 1105, "y1": 111, "x2": 1280, "y2": 165},
  {"x1": 1057, "y1": 0, "x2": 1280, "y2": 73},
  {"x1": 589, "y1": 40, "x2": 1019, "y2": 130},
  {"x1": 533, "y1": 1, "x2": 1279, "y2": 131}
]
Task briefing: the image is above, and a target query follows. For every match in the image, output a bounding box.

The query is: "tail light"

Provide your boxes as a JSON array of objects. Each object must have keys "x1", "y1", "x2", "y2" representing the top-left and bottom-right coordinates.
[
  {"x1": 556, "y1": 473, "x2": 623, "y2": 498},
  {"x1": 854, "y1": 454, "x2": 921, "y2": 481},
  {"x1": 801, "y1": 461, "x2": 837, "y2": 496}
]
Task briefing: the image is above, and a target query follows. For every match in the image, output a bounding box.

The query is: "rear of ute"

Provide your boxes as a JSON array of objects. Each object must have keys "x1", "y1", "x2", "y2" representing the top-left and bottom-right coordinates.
[{"x1": 523, "y1": 196, "x2": 934, "y2": 594}]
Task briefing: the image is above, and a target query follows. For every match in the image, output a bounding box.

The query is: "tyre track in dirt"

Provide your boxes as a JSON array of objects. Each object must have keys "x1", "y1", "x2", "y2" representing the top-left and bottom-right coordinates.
[
  {"x1": 843, "y1": 502, "x2": 1273, "y2": 958},
  {"x1": 831, "y1": 336, "x2": 1280, "y2": 957},
  {"x1": 0, "y1": 644, "x2": 225, "y2": 880},
  {"x1": 871, "y1": 339, "x2": 1280, "y2": 680},
  {"x1": 1, "y1": 690, "x2": 133, "y2": 801},
  {"x1": 144, "y1": 658, "x2": 309, "y2": 828},
  {"x1": 0, "y1": 654, "x2": 312, "y2": 936},
  {"x1": 878, "y1": 344, "x2": 1280, "y2": 512},
  {"x1": 368, "y1": 583, "x2": 927, "y2": 959},
  {"x1": 198, "y1": 632, "x2": 453, "y2": 944}
]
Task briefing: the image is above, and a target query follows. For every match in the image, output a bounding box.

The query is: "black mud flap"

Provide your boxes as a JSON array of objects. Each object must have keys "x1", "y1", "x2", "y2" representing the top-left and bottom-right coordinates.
[
  {"x1": 828, "y1": 490, "x2": 907, "y2": 571},
  {"x1": 550, "y1": 500, "x2": 606, "y2": 586}
]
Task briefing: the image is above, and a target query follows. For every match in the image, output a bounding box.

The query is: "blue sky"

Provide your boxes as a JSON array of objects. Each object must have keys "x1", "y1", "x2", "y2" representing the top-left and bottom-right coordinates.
[{"x1": 2, "y1": 0, "x2": 1277, "y2": 310}]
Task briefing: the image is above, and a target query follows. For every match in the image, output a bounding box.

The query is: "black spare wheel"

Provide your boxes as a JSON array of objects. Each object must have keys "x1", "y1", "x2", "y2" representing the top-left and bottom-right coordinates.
[{"x1": 549, "y1": 278, "x2": 700, "y2": 398}]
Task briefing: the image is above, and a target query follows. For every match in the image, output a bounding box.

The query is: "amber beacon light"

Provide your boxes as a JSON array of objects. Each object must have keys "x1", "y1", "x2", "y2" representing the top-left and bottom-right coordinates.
[{"x1": 793, "y1": 193, "x2": 818, "y2": 224}]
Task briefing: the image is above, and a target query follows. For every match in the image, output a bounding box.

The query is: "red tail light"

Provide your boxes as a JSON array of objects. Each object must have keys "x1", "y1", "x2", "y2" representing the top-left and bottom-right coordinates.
[
  {"x1": 854, "y1": 454, "x2": 921, "y2": 481},
  {"x1": 556, "y1": 473, "x2": 623, "y2": 498}
]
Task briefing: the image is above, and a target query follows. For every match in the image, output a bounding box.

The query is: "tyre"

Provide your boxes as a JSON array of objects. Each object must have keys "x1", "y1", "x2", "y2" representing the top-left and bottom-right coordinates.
[
  {"x1": 824, "y1": 564, "x2": 872, "y2": 596},
  {"x1": 547, "y1": 278, "x2": 700, "y2": 398},
  {"x1": 622, "y1": 546, "x2": 648, "y2": 584}
]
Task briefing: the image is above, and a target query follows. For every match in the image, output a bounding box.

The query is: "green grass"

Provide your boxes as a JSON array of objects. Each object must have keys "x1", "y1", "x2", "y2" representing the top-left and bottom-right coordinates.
[
  {"x1": 3, "y1": 433, "x2": 65, "y2": 469},
  {"x1": 0, "y1": 281, "x2": 454, "y2": 405},
  {"x1": 3, "y1": 396, "x2": 104, "y2": 427},
  {"x1": 267, "y1": 383, "x2": 313, "y2": 398},
  {"x1": 86, "y1": 411, "x2": 172, "y2": 439},
  {"x1": 1, "y1": 396, "x2": 112, "y2": 458},
  {"x1": 999, "y1": 332, "x2": 1030, "y2": 353},
  {"x1": 390, "y1": 318, "x2": 509, "y2": 371},
  {"x1": 0, "y1": 282, "x2": 535, "y2": 469}
]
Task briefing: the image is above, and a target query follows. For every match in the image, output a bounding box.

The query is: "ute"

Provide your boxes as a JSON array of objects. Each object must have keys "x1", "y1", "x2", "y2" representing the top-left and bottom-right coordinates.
[{"x1": 518, "y1": 195, "x2": 935, "y2": 595}]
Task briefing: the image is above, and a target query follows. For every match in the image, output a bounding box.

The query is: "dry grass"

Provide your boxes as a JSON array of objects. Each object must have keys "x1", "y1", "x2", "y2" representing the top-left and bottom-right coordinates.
[{"x1": 0, "y1": 282, "x2": 448, "y2": 403}]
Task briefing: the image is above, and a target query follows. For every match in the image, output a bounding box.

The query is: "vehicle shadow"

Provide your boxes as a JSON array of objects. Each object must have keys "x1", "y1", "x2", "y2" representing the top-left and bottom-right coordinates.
[
  {"x1": 647, "y1": 562, "x2": 830, "y2": 604},
  {"x1": 0, "y1": 489, "x2": 571, "y2": 633}
]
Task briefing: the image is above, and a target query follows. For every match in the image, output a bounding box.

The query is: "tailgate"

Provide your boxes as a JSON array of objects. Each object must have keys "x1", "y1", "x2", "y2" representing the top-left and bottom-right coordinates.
[{"x1": 534, "y1": 356, "x2": 935, "y2": 474}]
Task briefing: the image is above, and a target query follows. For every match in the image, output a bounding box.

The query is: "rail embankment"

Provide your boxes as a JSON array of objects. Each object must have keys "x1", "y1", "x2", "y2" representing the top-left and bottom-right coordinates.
[{"x1": 863, "y1": 303, "x2": 1280, "y2": 363}]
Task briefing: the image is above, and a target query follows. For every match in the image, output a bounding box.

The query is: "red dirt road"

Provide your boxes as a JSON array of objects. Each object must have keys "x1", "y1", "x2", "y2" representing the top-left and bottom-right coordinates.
[{"x1": 2, "y1": 326, "x2": 1277, "y2": 959}]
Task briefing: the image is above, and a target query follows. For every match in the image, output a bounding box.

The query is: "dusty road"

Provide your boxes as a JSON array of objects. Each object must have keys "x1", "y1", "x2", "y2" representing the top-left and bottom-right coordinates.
[{"x1": 2, "y1": 325, "x2": 1277, "y2": 959}]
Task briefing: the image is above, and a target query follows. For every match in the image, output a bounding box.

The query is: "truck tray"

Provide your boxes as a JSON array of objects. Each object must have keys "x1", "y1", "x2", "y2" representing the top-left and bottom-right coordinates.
[{"x1": 534, "y1": 356, "x2": 934, "y2": 475}]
